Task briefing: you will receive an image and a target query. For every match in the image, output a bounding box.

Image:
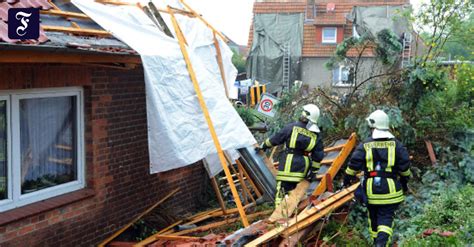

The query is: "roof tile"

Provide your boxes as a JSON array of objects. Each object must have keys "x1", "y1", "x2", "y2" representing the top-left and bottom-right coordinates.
[{"x1": 0, "y1": 0, "x2": 52, "y2": 44}]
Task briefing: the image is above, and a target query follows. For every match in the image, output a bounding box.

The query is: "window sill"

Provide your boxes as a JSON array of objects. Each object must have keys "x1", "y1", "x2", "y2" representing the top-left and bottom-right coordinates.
[
  {"x1": 321, "y1": 42, "x2": 337, "y2": 45},
  {"x1": 0, "y1": 189, "x2": 95, "y2": 226},
  {"x1": 332, "y1": 83, "x2": 354, "y2": 88}
]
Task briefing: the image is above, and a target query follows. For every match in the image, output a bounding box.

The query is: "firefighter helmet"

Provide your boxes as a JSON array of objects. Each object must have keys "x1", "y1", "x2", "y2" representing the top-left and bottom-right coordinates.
[
  {"x1": 366, "y1": 110, "x2": 390, "y2": 130},
  {"x1": 302, "y1": 104, "x2": 320, "y2": 133},
  {"x1": 366, "y1": 110, "x2": 394, "y2": 139}
]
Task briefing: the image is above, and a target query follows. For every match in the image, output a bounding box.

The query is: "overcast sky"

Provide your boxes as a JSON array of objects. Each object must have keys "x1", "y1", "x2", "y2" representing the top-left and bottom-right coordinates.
[{"x1": 184, "y1": 0, "x2": 426, "y2": 46}]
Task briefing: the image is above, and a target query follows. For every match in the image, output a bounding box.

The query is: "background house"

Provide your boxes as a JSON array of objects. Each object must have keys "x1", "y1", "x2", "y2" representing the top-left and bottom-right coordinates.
[
  {"x1": 0, "y1": 1, "x2": 208, "y2": 246},
  {"x1": 247, "y1": 0, "x2": 417, "y2": 92}
]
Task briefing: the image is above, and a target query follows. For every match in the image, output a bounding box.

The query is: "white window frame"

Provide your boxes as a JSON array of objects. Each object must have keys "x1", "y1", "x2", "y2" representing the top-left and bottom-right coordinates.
[
  {"x1": 332, "y1": 65, "x2": 354, "y2": 87},
  {"x1": 0, "y1": 87, "x2": 85, "y2": 212},
  {"x1": 322, "y1": 27, "x2": 337, "y2": 44},
  {"x1": 0, "y1": 96, "x2": 12, "y2": 208}
]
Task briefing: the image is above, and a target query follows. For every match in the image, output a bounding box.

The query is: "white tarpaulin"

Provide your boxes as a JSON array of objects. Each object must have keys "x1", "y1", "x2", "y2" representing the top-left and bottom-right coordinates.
[
  {"x1": 203, "y1": 150, "x2": 240, "y2": 178},
  {"x1": 73, "y1": 0, "x2": 256, "y2": 173}
]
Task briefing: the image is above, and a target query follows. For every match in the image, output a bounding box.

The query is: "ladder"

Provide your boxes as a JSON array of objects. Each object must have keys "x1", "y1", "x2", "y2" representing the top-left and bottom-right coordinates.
[
  {"x1": 282, "y1": 43, "x2": 291, "y2": 90},
  {"x1": 401, "y1": 32, "x2": 412, "y2": 68}
]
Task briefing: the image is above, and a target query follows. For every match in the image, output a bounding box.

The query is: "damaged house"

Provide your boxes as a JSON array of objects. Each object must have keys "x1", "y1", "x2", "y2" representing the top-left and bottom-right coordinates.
[
  {"x1": 247, "y1": 0, "x2": 422, "y2": 93},
  {"x1": 0, "y1": 0, "x2": 226, "y2": 245}
]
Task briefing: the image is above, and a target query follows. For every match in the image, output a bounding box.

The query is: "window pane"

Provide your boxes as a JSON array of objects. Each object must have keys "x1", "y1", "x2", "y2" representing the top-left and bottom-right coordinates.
[
  {"x1": 0, "y1": 101, "x2": 7, "y2": 200},
  {"x1": 20, "y1": 96, "x2": 77, "y2": 194},
  {"x1": 341, "y1": 67, "x2": 350, "y2": 81},
  {"x1": 323, "y1": 28, "x2": 336, "y2": 39},
  {"x1": 332, "y1": 67, "x2": 340, "y2": 82}
]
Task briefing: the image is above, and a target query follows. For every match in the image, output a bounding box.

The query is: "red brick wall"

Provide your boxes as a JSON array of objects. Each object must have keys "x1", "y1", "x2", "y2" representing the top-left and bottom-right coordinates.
[
  {"x1": 0, "y1": 63, "x2": 209, "y2": 246},
  {"x1": 336, "y1": 27, "x2": 344, "y2": 43},
  {"x1": 315, "y1": 26, "x2": 322, "y2": 44}
]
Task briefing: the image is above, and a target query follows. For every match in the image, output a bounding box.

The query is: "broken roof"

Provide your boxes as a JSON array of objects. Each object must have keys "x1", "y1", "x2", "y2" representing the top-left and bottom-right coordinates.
[{"x1": 0, "y1": 0, "x2": 135, "y2": 55}]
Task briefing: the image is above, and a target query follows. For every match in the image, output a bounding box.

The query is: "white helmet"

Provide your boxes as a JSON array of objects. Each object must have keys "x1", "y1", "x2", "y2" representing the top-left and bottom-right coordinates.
[
  {"x1": 366, "y1": 110, "x2": 389, "y2": 130},
  {"x1": 366, "y1": 110, "x2": 394, "y2": 139},
  {"x1": 302, "y1": 104, "x2": 321, "y2": 133}
]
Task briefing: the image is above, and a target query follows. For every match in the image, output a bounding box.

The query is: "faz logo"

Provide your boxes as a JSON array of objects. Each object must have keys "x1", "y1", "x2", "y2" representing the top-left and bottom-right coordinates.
[{"x1": 8, "y1": 8, "x2": 40, "y2": 40}]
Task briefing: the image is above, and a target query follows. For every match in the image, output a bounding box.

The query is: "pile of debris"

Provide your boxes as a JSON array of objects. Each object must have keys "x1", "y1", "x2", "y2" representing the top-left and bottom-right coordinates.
[{"x1": 100, "y1": 133, "x2": 358, "y2": 246}]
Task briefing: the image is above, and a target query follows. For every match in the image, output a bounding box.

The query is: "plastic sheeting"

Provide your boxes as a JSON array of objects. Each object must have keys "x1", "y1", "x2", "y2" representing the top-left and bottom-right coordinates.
[
  {"x1": 203, "y1": 150, "x2": 240, "y2": 178},
  {"x1": 349, "y1": 6, "x2": 411, "y2": 38},
  {"x1": 73, "y1": 0, "x2": 256, "y2": 173},
  {"x1": 247, "y1": 13, "x2": 304, "y2": 93}
]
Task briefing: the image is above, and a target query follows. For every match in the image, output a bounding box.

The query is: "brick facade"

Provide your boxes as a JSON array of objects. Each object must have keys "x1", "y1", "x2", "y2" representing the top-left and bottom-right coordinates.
[{"x1": 0, "y1": 63, "x2": 209, "y2": 246}]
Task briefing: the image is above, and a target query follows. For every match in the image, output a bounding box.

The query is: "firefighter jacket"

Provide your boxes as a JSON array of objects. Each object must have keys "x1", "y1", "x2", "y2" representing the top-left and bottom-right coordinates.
[
  {"x1": 263, "y1": 121, "x2": 324, "y2": 183},
  {"x1": 345, "y1": 137, "x2": 411, "y2": 205}
]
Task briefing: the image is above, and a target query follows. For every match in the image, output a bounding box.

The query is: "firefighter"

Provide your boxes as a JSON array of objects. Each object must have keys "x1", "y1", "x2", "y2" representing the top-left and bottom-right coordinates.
[
  {"x1": 256, "y1": 104, "x2": 324, "y2": 206},
  {"x1": 343, "y1": 110, "x2": 411, "y2": 247}
]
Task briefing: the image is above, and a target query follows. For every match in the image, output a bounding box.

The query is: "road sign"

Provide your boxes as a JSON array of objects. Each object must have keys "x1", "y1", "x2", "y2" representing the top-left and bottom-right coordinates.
[{"x1": 257, "y1": 93, "x2": 279, "y2": 118}]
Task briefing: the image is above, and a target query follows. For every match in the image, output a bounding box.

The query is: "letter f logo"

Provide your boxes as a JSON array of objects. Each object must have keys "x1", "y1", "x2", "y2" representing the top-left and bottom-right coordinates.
[{"x1": 8, "y1": 8, "x2": 40, "y2": 40}]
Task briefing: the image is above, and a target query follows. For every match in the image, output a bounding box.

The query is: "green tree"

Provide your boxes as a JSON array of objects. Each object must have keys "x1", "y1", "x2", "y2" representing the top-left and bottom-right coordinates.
[
  {"x1": 414, "y1": 0, "x2": 473, "y2": 65},
  {"x1": 442, "y1": 13, "x2": 474, "y2": 60},
  {"x1": 231, "y1": 49, "x2": 246, "y2": 73}
]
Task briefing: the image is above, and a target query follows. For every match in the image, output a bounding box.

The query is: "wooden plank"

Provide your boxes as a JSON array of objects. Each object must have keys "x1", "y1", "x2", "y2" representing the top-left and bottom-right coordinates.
[
  {"x1": 98, "y1": 188, "x2": 180, "y2": 247},
  {"x1": 236, "y1": 159, "x2": 262, "y2": 198},
  {"x1": 323, "y1": 143, "x2": 346, "y2": 153},
  {"x1": 167, "y1": 7, "x2": 249, "y2": 227},
  {"x1": 228, "y1": 159, "x2": 256, "y2": 205},
  {"x1": 95, "y1": 0, "x2": 134, "y2": 6},
  {"x1": 179, "y1": 0, "x2": 229, "y2": 42},
  {"x1": 0, "y1": 50, "x2": 141, "y2": 64},
  {"x1": 268, "y1": 180, "x2": 310, "y2": 222},
  {"x1": 211, "y1": 177, "x2": 227, "y2": 215},
  {"x1": 42, "y1": 25, "x2": 111, "y2": 36},
  {"x1": 213, "y1": 31, "x2": 229, "y2": 98},
  {"x1": 227, "y1": 160, "x2": 249, "y2": 205},
  {"x1": 320, "y1": 159, "x2": 335, "y2": 165},
  {"x1": 424, "y1": 140, "x2": 437, "y2": 166},
  {"x1": 145, "y1": 235, "x2": 200, "y2": 241},
  {"x1": 171, "y1": 210, "x2": 272, "y2": 236},
  {"x1": 237, "y1": 165, "x2": 257, "y2": 205},
  {"x1": 244, "y1": 183, "x2": 359, "y2": 247},
  {"x1": 312, "y1": 133, "x2": 357, "y2": 197},
  {"x1": 282, "y1": 194, "x2": 354, "y2": 237},
  {"x1": 41, "y1": 9, "x2": 89, "y2": 19}
]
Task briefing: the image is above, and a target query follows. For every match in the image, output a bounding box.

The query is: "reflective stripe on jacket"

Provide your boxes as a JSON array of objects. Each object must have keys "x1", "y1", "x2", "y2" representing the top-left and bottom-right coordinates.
[
  {"x1": 264, "y1": 121, "x2": 324, "y2": 183},
  {"x1": 345, "y1": 137, "x2": 411, "y2": 205}
]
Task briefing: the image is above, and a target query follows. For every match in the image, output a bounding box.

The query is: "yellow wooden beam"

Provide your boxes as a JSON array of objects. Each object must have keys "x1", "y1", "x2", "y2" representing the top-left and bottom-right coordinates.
[
  {"x1": 42, "y1": 25, "x2": 111, "y2": 36},
  {"x1": 167, "y1": 6, "x2": 249, "y2": 227},
  {"x1": 41, "y1": 9, "x2": 90, "y2": 19}
]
